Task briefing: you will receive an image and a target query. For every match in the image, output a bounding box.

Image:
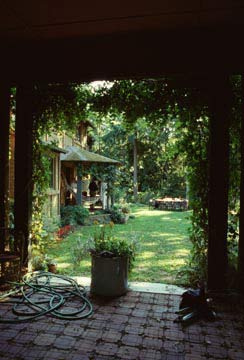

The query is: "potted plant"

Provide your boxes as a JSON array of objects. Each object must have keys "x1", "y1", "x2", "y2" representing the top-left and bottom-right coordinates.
[
  {"x1": 45, "y1": 256, "x2": 58, "y2": 273},
  {"x1": 76, "y1": 222, "x2": 137, "y2": 296}
]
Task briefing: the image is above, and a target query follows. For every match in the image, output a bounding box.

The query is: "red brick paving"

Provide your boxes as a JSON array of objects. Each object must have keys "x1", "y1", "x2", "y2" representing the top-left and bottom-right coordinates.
[{"x1": 0, "y1": 291, "x2": 243, "y2": 359}]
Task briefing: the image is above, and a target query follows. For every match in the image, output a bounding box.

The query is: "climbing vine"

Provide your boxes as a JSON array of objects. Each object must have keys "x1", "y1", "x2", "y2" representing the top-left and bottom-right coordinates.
[
  {"x1": 26, "y1": 78, "x2": 242, "y2": 286},
  {"x1": 176, "y1": 111, "x2": 209, "y2": 285},
  {"x1": 176, "y1": 77, "x2": 242, "y2": 286},
  {"x1": 30, "y1": 83, "x2": 90, "y2": 256},
  {"x1": 88, "y1": 78, "x2": 242, "y2": 286}
]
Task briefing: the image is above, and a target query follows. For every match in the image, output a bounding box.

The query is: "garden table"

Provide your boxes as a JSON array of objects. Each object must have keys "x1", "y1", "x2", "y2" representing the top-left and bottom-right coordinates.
[{"x1": 154, "y1": 197, "x2": 188, "y2": 211}]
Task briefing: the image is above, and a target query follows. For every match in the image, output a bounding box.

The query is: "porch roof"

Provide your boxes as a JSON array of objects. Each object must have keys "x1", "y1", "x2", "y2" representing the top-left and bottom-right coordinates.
[
  {"x1": 42, "y1": 142, "x2": 67, "y2": 154},
  {"x1": 60, "y1": 145, "x2": 120, "y2": 165}
]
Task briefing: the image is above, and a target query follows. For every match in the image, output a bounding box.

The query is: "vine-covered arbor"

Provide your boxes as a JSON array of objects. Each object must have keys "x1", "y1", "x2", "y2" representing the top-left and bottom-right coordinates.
[{"x1": 1, "y1": 1, "x2": 244, "y2": 292}]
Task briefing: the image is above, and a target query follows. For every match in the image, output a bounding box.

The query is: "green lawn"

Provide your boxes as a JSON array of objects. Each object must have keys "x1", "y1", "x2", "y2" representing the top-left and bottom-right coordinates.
[{"x1": 47, "y1": 205, "x2": 192, "y2": 285}]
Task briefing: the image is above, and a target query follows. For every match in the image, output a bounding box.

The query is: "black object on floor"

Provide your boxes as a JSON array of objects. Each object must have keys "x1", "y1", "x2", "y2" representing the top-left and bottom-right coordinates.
[{"x1": 175, "y1": 286, "x2": 216, "y2": 326}]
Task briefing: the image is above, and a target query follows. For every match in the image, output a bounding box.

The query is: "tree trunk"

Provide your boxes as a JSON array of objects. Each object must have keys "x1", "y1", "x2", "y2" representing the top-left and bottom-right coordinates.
[
  {"x1": 239, "y1": 75, "x2": 244, "y2": 294},
  {"x1": 0, "y1": 83, "x2": 10, "y2": 253},
  {"x1": 207, "y1": 76, "x2": 230, "y2": 291},
  {"x1": 14, "y1": 84, "x2": 34, "y2": 267}
]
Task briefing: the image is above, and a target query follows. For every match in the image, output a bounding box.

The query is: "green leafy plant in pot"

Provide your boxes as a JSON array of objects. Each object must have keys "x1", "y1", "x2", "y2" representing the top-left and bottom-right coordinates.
[{"x1": 81, "y1": 222, "x2": 137, "y2": 296}]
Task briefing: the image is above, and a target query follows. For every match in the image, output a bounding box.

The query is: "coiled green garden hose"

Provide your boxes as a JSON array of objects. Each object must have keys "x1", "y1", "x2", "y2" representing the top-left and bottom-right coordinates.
[{"x1": 0, "y1": 272, "x2": 93, "y2": 323}]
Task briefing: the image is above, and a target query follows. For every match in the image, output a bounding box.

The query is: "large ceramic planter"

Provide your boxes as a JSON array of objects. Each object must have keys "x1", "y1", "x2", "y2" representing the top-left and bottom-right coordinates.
[{"x1": 90, "y1": 255, "x2": 129, "y2": 296}]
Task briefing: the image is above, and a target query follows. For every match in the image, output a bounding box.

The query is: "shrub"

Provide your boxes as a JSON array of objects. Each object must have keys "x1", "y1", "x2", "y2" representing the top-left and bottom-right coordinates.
[
  {"x1": 137, "y1": 191, "x2": 157, "y2": 205},
  {"x1": 105, "y1": 203, "x2": 131, "y2": 224},
  {"x1": 60, "y1": 205, "x2": 89, "y2": 226},
  {"x1": 31, "y1": 255, "x2": 46, "y2": 271},
  {"x1": 121, "y1": 205, "x2": 131, "y2": 214},
  {"x1": 109, "y1": 209, "x2": 126, "y2": 224}
]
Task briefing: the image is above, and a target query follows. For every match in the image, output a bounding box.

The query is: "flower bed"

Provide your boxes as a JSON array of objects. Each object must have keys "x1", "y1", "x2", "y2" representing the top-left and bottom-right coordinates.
[{"x1": 56, "y1": 225, "x2": 74, "y2": 239}]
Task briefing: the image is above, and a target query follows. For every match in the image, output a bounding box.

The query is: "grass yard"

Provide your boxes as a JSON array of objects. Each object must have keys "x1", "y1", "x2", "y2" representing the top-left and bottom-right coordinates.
[{"x1": 47, "y1": 205, "x2": 192, "y2": 285}]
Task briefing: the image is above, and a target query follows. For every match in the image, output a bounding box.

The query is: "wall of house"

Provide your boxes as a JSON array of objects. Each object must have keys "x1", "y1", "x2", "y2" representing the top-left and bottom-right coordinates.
[
  {"x1": 10, "y1": 132, "x2": 61, "y2": 219},
  {"x1": 45, "y1": 126, "x2": 87, "y2": 208},
  {"x1": 44, "y1": 130, "x2": 78, "y2": 149},
  {"x1": 43, "y1": 131, "x2": 75, "y2": 214},
  {"x1": 43, "y1": 153, "x2": 60, "y2": 221},
  {"x1": 44, "y1": 121, "x2": 92, "y2": 151}
]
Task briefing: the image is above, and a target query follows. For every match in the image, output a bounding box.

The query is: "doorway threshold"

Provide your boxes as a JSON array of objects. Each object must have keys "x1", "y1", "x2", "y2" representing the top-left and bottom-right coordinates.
[{"x1": 72, "y1": 276, "x2": 185, "y2": 295}]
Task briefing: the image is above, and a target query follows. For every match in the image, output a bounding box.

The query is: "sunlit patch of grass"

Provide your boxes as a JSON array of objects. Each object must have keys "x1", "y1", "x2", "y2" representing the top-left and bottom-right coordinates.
[
  {"x1": 58, "y1": 262, "x2": 72, "y2": 269},
  {"x1": 47, "y1": 205, "x2": 192, "y2": 285},
  {"x1": 139, "y1": 251, "x2": 155, "y2": 259}
]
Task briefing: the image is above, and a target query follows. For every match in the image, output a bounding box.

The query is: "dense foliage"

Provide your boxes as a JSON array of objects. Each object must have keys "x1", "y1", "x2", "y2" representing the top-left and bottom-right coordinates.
[
  {"x1": 21, "y1": 77, "x2": 242, "y2": 286},
  {"x1": 84, "y1": 77, "x2": 242, "y2": 286},
  {"x1": 60, "y1": 205, "x2": 89, "y2": 226},
  {"x1": 87, "y1": 80, "x2": 188, "y2": 200}
]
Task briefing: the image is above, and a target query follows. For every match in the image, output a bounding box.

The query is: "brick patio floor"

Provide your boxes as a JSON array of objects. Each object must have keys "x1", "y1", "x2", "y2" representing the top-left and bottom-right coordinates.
[{"x1": 0, "y1": 290, "x2": 244, "y2": 359}]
